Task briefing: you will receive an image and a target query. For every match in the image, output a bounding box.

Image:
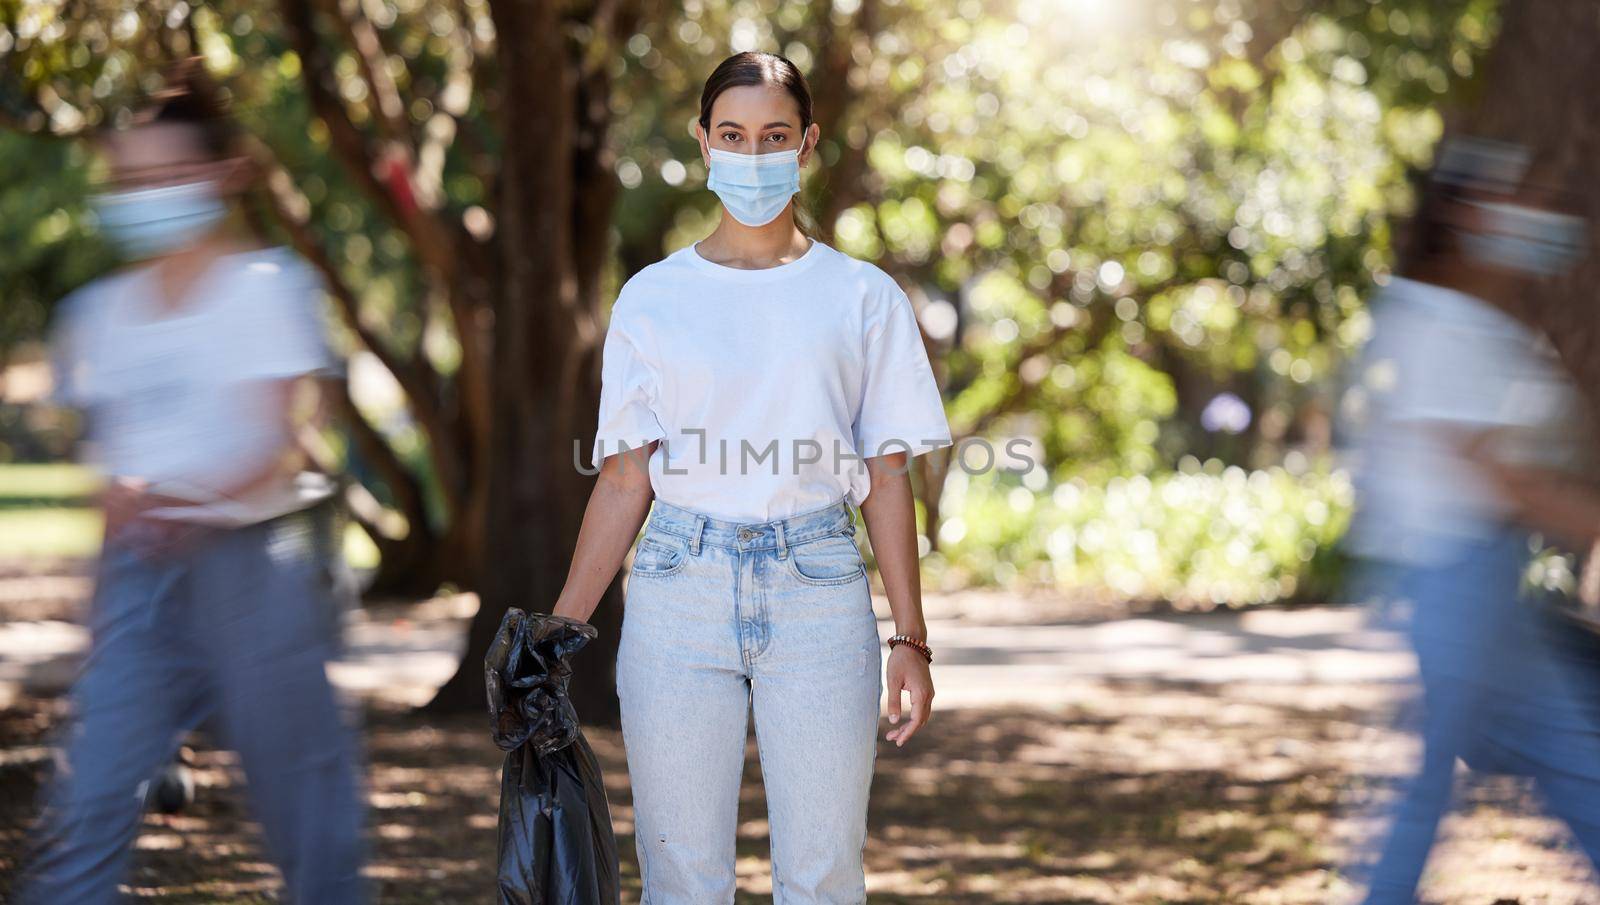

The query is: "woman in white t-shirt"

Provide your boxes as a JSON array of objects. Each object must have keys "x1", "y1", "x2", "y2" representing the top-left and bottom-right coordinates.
[{"x1": 551, "y1": 51, "x2": 952, "y2": 902}]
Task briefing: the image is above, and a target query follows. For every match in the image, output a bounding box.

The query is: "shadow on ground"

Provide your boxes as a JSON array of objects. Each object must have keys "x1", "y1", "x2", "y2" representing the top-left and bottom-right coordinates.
[
  {"x1": 2, "y1": 573, "x2": 1597, "y2": 902},
  {"x1": 0, "y1": 679, "x2": 1470, "y2": 904}
]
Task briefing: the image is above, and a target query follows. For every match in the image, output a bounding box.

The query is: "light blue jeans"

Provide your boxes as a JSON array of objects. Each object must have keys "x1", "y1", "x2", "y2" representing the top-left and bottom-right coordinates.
[
  {"x1": 1357, "y1": 527, "x2": 1600, "y2": 903},
  {"x1": 616, "y1": 496, "x2": 883, "y2": 904},
  {"x1": 17, "y1": 509, "x2": 368, "y2": 905}
]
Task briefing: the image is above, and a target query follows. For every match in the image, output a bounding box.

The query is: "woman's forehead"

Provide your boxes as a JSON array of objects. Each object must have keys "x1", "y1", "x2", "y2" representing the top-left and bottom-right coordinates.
[
  {"x1": 709, "y1": 83, "x2": 802, "y2": 127},
  {"x1": 102, "y1": 122, "x2": 215, "y2": 169}
]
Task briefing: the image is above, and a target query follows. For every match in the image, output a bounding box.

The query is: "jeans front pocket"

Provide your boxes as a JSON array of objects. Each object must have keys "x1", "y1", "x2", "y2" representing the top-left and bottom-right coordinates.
[
  {"x1": 785, "y1": 532, "x2": 867, "y2": 586},
  {"x1": 630, "y1": 531, "x2": 690, "y2": 577}
]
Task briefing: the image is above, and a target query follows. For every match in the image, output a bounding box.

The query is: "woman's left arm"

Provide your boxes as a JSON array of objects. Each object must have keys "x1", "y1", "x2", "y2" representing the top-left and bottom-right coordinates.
[{"x1": 860, "y1": 451, "x2": 935, "y2": 747}]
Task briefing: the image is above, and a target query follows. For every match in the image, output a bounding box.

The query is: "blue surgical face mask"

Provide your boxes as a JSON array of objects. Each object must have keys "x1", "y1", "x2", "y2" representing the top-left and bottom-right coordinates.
[
  {"x1": 1459, "y1": 200, "x2": 1588, "y2": 277},
  {"x1": 91, "y1": 179, "x2": 228, "y2": 259},
  {"x1": 705, "y1": 147, "x2": 801, "y2": 227}
]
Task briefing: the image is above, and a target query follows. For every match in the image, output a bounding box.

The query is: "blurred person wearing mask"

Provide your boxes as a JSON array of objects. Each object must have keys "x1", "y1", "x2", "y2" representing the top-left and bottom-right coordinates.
[
  {"x1": 1340, "y1": 137, "x2": 1600, "y2": 904},
  {"x1": 17, "y1": 68, "x2": 368, "y2": 905}
]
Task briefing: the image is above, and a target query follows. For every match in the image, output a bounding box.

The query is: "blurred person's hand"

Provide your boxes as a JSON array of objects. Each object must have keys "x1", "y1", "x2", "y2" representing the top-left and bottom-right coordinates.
[
  {"x1": 121, "y1": 518, "x2": 208, "y2": 560},
  {"x1": 101, "y1": 477, "x2": 207, "y2": 555},
  {"x1": 102, "y1": 477, "x2": 153, "y2": 537}
]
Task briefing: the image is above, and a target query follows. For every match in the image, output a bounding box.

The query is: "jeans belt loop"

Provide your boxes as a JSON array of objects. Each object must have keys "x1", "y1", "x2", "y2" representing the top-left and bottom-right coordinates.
[
  {"x1": 689, "y1": 514, "x2": 705, "y2": 556},
  {"x1": 773, "y1": 519, "x2": 789, "y2": 560}
]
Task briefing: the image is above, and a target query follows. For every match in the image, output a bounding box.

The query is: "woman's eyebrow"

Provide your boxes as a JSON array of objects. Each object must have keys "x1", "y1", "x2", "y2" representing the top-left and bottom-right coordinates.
[{"x1": 715, "y1": 120, "x2": 746, "y2": 129}]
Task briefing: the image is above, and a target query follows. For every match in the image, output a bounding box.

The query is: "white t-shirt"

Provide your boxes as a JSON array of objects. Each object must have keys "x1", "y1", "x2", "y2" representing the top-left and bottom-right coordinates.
[
  {"x1": 591, "y1": 239, "x2": 953, "y2": 522},
  {"x1": 1341, "y1": 276, "x2": 1588, "y2": 565},
  {"x1": 49, "y1": 246, "x2": 339, "y2": 526}
]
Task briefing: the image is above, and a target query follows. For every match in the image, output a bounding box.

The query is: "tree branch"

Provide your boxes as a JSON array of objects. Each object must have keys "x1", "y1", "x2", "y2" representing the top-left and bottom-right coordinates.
[
  {"x1": 323, "y1": 375, "x2": 431, "y2": 535},
  {"x1": 279, "y1": 0, "x2": 497, "y2": 520},
  {"x1": 278, "y1": 0, "x2": 461, "y2": 284},
  {"x1": 318, "y1": 0, "x2": 412, "y2": 147},
  {"x1": 248, "y1": 137, "x2": 468, "y2": 522}
]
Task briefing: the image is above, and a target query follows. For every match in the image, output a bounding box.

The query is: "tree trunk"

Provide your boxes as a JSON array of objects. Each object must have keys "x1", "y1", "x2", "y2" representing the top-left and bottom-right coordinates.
[{"x1": 425, "y1": 0, "x2": 626, "y2": 725}]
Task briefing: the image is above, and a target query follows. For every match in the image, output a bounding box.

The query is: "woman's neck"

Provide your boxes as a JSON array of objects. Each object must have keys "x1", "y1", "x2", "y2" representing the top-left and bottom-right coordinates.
[
  {"x1": 696, "y1": 206, "x2": 811, "y2": 269},
  {"x1": 145, "y1": 227, "x2": 246, "y2": 314},
  {"x1": 1406, "y1": 257, "x2": 1536, "y2": 325}
]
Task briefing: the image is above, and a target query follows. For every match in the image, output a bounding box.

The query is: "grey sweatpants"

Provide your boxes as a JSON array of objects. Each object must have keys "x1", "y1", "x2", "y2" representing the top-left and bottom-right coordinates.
[{"x1": 18, "y1": 509, "x2": 369, "y2": 904}]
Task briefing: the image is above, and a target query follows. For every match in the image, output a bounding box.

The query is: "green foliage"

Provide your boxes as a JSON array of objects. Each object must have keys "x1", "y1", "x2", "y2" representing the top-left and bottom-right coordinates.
[
  {"x1": 928, "y1": 461, "x2": 1353, "y2": 607},
  {"x1": 0, "y1": 461, "x2": 101, "y2": 500},
  {"x1": 608, "y1": 0, "x2": 1500, "y2": 478},
  {"x1": 0, "y1": 131, "x2": 115, "y2": 359},
  {"x1": 0, "y1": 0, "x2": 1506, "y2": 603}
]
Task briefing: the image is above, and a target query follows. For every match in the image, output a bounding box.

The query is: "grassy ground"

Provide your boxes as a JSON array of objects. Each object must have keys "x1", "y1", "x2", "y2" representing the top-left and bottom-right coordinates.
[
  {"x1": 0, "y1": 462, "x2": 379, "y2": 567},
  {"x1": 0, "y1": 463, "x2": 102, "y2": 558}
]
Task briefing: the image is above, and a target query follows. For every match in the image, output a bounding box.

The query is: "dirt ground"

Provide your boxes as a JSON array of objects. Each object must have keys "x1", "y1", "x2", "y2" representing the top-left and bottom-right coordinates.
[{"x1": 1, "y1": 563, "x2": 1598, "y2": 903}]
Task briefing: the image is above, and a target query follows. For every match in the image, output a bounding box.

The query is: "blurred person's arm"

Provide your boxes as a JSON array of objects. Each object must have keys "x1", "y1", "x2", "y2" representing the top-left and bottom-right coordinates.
[
  {"x1": 103, "y1": 377, "x2": 310, "y2": 533},
  {"x1": 551, "y1": 444, "x2": 657, "y2": 624},
  {"x1": 1456, "y1": 425, "x2": 1600, "y2": 551},
  {"x1": 38, "y1": 286, "x2": 145, "y2": 535},
  {"x1": 42, "y1": 284, "x2": 98, "y2": 440}
]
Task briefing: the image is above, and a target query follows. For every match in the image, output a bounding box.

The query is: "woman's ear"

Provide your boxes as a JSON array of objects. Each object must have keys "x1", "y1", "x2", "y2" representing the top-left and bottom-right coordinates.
[
  {"x1": 799, "y1": 122, "x2": 821, "y2": 167},
  {"x1": 695, "y1": 121, "x2": 711, "y2": 168}
]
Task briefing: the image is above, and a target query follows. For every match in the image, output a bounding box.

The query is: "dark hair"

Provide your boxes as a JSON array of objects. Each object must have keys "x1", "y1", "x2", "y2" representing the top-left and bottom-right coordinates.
[
  {"x1": 124, "y1": 58, "x2": 241, "y2": 160},
  {"x1": 1396, "y1": 164, "x2": 1460, "y2": 276},
  {"x1": 698, "y1": 51, "x2": 814, "y2": 132},
  {"x1": 699, "y1": 52, "x2": 820, "y2": 236},
  {"x1": 1397, "y1": 136, "x2": 1577, "y2": 277}
]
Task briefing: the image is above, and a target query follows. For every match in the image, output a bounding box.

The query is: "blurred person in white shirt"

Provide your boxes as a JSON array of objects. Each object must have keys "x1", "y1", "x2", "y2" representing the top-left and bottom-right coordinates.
[
  {"x1": 18, "y1": 62, "x2": 367, "y2": 905},
  {"x1": 1341, "y1": 137, "x2": 1600, "y2": 905}
]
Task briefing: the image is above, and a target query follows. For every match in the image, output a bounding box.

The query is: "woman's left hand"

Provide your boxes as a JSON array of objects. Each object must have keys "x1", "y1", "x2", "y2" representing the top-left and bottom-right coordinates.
[{"x1": 884, "y1": 644, "x2": 933, "y2": 747}]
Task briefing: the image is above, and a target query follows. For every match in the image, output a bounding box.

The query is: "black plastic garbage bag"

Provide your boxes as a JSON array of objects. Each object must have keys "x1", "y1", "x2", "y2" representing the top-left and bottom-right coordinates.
[{"x1": 486, "y1": 608, "x2": 621, "y2": 905}]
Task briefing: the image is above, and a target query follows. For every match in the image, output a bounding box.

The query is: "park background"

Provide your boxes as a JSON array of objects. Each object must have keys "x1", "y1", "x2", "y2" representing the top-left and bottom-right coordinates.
[{"x1": 5, "y1": 0, "x2": 1600, "y2": 901}]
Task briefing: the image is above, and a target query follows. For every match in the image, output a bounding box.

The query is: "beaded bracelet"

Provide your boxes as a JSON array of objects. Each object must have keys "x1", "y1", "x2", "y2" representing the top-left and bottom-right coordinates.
[{"x1": 887, "y1": 634, "x2": 933, "y2": 663}]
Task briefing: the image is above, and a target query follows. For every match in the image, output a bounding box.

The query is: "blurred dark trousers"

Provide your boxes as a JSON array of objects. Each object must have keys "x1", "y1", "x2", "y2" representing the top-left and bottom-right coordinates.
[
  {"x1": 1361, "y1": 527, "x2": 1600, "y2": 904},
  {"x1": 17, "y1": 509, "x2": 368, "y2": 905}
]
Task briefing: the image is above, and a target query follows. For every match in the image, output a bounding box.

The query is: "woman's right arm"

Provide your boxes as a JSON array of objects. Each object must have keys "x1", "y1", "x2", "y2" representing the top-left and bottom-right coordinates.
[{"x1": 551, "y1": 442, "x2": 658, "y2": 624}]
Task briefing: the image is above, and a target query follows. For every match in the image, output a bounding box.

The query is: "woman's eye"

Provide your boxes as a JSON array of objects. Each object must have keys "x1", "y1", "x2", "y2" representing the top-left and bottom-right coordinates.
[{"x1": 722, "y1": 132, "x2": 740, "y2": 143}]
